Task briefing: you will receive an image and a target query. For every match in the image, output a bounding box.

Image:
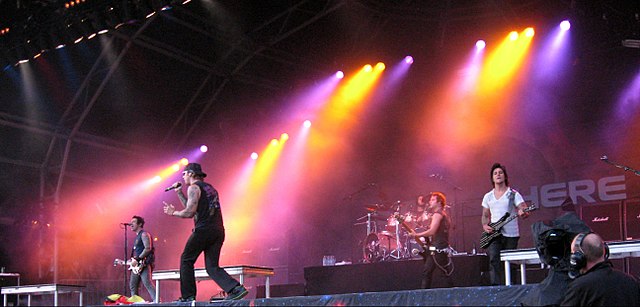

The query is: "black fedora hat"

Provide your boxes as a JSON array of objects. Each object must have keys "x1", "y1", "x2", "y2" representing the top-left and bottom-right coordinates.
[{"x1": 183, "y1": 163, "x2": 207, "y2": 178}]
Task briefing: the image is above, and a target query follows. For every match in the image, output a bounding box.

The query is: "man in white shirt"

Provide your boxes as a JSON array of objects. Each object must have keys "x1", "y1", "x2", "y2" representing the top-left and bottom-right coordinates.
[{"x1": 481, "y1": 163, "x2": 530, "y2": 285}]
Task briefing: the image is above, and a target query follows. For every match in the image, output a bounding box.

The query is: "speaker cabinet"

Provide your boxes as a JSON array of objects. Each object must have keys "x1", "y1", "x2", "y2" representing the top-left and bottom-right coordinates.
[
  {"x1": 624, "y1": 200, "x2": 640, "y2": 240},
  {"x1": 580, "y1": 202, "x2": 623, "y2": 241}
]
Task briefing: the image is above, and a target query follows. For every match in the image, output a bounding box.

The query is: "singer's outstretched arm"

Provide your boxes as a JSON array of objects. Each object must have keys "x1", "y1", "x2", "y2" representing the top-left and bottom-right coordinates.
[{"x1": 166, "y1": 185, "x2": 199, "y2": 218}]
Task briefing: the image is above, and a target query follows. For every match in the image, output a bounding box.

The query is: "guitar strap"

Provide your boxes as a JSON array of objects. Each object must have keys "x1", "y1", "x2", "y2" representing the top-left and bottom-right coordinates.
[
  {"x1": 504, "y1": 190, "x2": 516, "y2": 235},
  {"x1": 508, "y1": 189, "x2": 516, "y2": 210}
]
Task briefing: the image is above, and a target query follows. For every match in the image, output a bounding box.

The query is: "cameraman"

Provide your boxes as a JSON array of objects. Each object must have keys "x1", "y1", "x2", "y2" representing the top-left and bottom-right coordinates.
[{"x1": 561, "y1": 232, "x2": 640, "y2": 306}]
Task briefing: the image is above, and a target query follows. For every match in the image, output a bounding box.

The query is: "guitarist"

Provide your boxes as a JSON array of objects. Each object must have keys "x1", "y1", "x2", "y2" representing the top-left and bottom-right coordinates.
[
  {"x1": 129, "y1": 215, "x2": 156, "y2": 302},
  {"x1": 408, "y1": 192, "x2": 453, "y2": 289},
  {"x1": 481, "y1": 163, "x2": 530, "y2": 286}
]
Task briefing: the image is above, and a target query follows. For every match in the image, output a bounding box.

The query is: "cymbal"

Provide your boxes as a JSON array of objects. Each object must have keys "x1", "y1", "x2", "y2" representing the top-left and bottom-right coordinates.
[{"x1": 364, "y1": 203, "x2": 390, "y2": 212}]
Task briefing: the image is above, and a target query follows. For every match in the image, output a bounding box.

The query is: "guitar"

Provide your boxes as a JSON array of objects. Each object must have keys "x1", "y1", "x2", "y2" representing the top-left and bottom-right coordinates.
[
  {"x1": 394, "y1": 212, "x2": 430, "y2": 258},
  {"x1": 479, "y1": 202, "x2": 537, "y2": 249},
  {"x1": 113, "y1": 258, "x2": 145, "y2": 275}
]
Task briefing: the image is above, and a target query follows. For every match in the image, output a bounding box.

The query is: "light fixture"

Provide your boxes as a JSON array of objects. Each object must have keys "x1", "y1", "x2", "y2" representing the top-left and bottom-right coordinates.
[{"x1": 622, "y1": 39, "x2": 640, "y2": 49}]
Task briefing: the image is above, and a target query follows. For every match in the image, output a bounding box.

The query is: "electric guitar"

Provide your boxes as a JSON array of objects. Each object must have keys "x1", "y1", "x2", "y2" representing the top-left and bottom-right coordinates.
[
  {"x1": 394, "y1": 212, "x2": 430, "y2": 258},
  {"x1": 480, "y1": 202, "x2": 537, "y2": 249},
  {"x1": 113, "y1": 258, "x2": 145, "y2": 275}
]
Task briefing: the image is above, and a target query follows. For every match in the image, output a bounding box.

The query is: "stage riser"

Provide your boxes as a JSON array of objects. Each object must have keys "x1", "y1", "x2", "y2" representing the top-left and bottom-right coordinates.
[
  {"x1": 141, "y1": 285, "x2": 537, "y2": 306},
  {"x1": 304, "y1": 256, "x2": 488, "y2": 295}
]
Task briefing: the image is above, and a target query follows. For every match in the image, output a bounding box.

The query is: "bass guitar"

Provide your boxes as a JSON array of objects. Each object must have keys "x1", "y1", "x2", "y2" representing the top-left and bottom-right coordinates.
[
  {"x1": 480, "y1": 202, "x2": 537, "y2": 249},
  {"x1": 394, "y1": 212, "x2": 430, "y2": 258},
  {"x1": 113, "y1": 258, "x2": 145, "y2": 275}
]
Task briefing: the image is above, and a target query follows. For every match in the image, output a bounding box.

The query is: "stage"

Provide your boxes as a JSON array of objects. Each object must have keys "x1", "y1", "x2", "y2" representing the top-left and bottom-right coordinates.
[
  {"x1": 6, "y1": 255, "x2": 549, "y2": 306},
  {"x1": 95, "y1": 285, "x2": 536, "y2": 306}
]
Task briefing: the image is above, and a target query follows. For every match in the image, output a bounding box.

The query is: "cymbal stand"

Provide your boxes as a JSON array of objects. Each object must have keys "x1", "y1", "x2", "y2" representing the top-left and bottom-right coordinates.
[
  {"x1": 366, "y1": 212, "x2": 377, "y2": 235},
  {"x1": 355, "y1": 212, "x2": 378, "y2": 235},
  {"x1": 388, "y1": 222, "x2": 406, "y2": 260}
]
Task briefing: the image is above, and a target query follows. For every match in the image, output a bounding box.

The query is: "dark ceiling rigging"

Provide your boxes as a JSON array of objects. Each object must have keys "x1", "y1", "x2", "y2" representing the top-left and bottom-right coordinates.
[{"x1": 0, "y1": 0, "x2": 638, "y2": 226}]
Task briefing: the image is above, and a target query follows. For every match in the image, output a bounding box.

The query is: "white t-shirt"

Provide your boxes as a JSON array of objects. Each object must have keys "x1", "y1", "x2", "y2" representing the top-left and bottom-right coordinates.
[{"x1": 481, "y1": 187, "x2": 525, "y2": 237}]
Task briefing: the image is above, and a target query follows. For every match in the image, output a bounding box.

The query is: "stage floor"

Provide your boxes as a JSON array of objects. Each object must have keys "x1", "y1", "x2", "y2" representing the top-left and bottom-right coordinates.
[{"x1": 99, "y1": 285, "x2": 536, "y2": 306}]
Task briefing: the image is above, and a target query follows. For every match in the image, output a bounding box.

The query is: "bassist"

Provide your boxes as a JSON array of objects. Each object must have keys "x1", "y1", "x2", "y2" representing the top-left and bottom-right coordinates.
[
  {"x1": 481, "y1": 163, "x2": 530, "y2": 286},
  {"x1": 408, "y1": 192, "x2": 453, "y2": 289},
  {"x1": 129, "y1": 215, "x2": 156, "y2": 302}
]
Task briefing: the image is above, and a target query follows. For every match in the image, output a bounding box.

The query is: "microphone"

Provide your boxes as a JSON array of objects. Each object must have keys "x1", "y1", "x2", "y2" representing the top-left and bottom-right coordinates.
[
  {"x1": 121, "y1": 223, "x2": 132, "y2": 226},
  {"x1": 429, "y1": 174, "x2": 443, "y2": 179},
  {"x1": 600, "y1": 155, "x2": 608, "y2": 161},
  {"x1": 164, "y1": 182, "x2": 182, "y2": 192}
]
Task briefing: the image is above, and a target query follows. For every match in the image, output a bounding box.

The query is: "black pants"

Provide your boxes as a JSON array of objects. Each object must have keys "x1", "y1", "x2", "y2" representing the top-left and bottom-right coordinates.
[
  {"x1": 487, "y1": 235, "x2": 519, "y2": 285},
  {"x1": 422, "y1": 251, "x2": 453, "y2": 289},
  {"x1": 179, "y1": 227, "x2": 240, "y2": 298}
]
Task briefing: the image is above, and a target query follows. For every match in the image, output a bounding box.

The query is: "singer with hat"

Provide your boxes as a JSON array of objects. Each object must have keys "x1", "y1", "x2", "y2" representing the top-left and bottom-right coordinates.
[{"x1": 163, "y1": 163, "x2": 248, "y2": 302}]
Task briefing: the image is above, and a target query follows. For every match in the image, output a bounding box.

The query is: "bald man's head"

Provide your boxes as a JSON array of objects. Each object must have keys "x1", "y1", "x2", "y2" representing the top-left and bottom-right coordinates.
[{"x1": 573, "y1": 233, "x2": 606, "y2": 263}]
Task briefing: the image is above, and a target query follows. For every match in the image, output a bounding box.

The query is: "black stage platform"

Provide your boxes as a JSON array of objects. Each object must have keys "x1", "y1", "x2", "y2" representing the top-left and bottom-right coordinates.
[
  {"x1": 90, "y1": 255, "x2": 538, "y2": 306},
  {"x1": 110, "y1": 285, "x2": 536, "y2": 306},
  {"x1": 304, "y1": 255, "x2": 490, "y2": 295}
]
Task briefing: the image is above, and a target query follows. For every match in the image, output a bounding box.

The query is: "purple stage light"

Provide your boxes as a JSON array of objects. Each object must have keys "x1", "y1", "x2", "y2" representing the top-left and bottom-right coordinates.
[
  {"x1": 335, "y1": 71, "x2": 344, "y2": 79},
  {"x1": 404, "y1": 56, "x2": 414, "y2": 64},
  {"x1": 560, "y1": 20, "x2": 571, "y2": 31},
  {"x1": 475, "y1": 40, "x2": 486, "y2": 50},
  {"x1": 200, "y1": 145, "x2": 208, "y2": 152}
]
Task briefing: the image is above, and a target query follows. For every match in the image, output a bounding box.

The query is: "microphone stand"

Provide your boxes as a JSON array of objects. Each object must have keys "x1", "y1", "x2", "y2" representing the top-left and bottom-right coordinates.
[
  {"x1": 122, "y1": 224, "x2": 128, "y2": 295},
  {"x1": 601, "y1": 155, "x2": 640, "y2": 176},
  {"x1": 343, "y1": 182, "x2": 377, "y2": 263}
]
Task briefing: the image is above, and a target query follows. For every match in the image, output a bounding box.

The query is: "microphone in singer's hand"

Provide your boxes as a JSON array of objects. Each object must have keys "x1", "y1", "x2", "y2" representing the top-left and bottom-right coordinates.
[
  {"x1": 164, "y1": 182, "x2": 182, "y2": 192},
  {"x1": 121, "y1": 223, "x2": 131, "y2": 226}
]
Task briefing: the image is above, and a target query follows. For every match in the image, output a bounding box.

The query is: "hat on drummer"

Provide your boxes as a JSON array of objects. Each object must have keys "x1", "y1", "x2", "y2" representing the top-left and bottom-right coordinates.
[{"x1": 183, "y1": 163, "x2": 207, "y2": 178}]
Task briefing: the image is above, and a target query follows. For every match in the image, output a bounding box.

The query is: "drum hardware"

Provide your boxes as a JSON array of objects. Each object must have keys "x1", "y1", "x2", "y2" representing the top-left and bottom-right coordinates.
[
  {"x1": 363, "y1": 233, "x2": 387, "y2": 263},
  {"x1": 360, "y1": 202, "x2": 424, "y2": 262},
  {"x1": 387, "y1": 221, "x2": 405, "y2": 260}
]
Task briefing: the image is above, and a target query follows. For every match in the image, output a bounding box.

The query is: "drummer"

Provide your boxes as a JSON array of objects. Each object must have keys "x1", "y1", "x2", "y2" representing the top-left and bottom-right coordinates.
[{"x1": 413, "y1": 195, "x2": 429, "y2": 229}]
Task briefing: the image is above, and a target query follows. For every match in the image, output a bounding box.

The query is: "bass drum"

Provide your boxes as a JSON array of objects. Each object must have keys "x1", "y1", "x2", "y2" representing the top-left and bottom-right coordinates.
[{"x1": 362, "y1": 233, "x2": 387, "y2": 263}]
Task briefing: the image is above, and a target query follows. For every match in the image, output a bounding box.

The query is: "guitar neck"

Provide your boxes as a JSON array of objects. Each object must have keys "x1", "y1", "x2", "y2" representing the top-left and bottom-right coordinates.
[
  {"x1": 395, "y1": 216, "x2": 415, "y2": 233},
  {"x1": 495, "y1": 214, "x2": 518, "y2": 229},
  {"x1": 493, "y1": 205, "x2": 535, "y2": 230}
]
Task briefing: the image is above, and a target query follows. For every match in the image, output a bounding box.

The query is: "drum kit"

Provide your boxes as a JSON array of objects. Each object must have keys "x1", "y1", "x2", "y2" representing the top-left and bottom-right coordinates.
[{"x1": 357, "y1": 202, "x2": 426, "y2": 263}]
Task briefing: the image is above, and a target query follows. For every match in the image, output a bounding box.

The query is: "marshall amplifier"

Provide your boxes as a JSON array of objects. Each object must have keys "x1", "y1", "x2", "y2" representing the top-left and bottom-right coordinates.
[
  {"x1": 580, "y1": 202, "x2": 623, "y2": 241},
  {"x1": 624, "y1": 199, "x2": 640, "y2": 240}
]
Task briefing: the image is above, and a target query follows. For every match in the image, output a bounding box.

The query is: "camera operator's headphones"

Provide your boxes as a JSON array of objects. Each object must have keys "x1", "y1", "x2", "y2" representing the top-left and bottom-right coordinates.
[{"x1": 568, "y1": 232, "x2": 610, "y2": 278}]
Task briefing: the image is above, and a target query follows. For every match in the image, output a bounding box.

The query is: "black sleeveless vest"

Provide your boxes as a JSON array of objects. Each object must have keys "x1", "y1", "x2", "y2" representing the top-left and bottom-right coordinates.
[
  {"x1": 431, "y1": 210, "x2": 450, "y2": 249},
  {"x1": 131, "y1": 229, "x2": 155, "y2": 265},
  {"x1": 193, "y1": 181, "x2": 223, "y2": 230}
]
